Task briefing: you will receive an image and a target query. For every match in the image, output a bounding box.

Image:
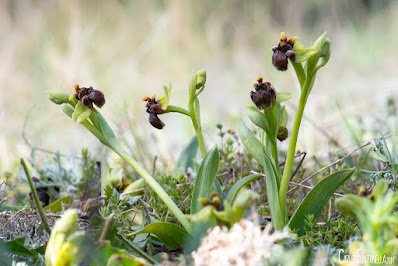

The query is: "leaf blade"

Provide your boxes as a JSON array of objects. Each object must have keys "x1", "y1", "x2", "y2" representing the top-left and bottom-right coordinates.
[
  {"x1": 190, "y1": 147, "x2": 219, "y2": 214},
  {"x1": 225, "y1": 173, "x2": 261, "y2": 204},
  {"x1": 177, "y1": 137, "x2": 199, "y2": 172},
  {"x1": 288, "y1": 168, "x2": 355, "y2": 236},
  {"x1": 129, "y1": 222, "x2": 189, "y2": 249}
]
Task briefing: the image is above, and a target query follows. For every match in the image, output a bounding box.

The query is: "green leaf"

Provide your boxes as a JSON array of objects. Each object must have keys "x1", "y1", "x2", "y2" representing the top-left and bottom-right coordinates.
[
  {"x1": 177, "y1": 137, "x2": 199, "y2": 171},
  {"x1": 193, "y1": 98, "x2": 201, "y2": 127},
  {"x1": 237, "y1": 120, "x2": 280, "y2": 180},
  {"x1": 191, "y1": 147, "x2": 220, "y2": 214},
  {"x1": 246, "y1": 105, "x2": 270, "y2": 133},
  {"x1": 276, "y1": 92, "x2": 293, "y2": 103},
  {"x1": 97, "y1": 112, "x2": 121, "y2": 149},
  {"x1": 262, "y1": 146, "x2": 285, "y2": 230},
  {"x1": 238, "y1": 120, "x2": 284, "y2": 229},
  {"x1": 237, "y1": 120, "x2": 267, "y2": 169},
  {"x1": 44, "y1": 195, "x2": 73, "y2": 213},
  {"x1": 291, "y1": 62, "x2": 306, "y2": 88},
  {"x1": 288, "y1": 168, "x2": 355, "y2": 236},
  {"x1": 109, "y1": 167, "x2": 123, "y2": 188},
  {"x1": 0, "y1": 237, "x2": 45, "y2": 264},
  {"x1": 335, "y1": 194, "x2": 365, "y2": 217},
  {"x1": 212, "y1": 178, "x2": 223, "y2": 199},
  {"x1": 46, "y1": 90, "x2": 70, "y2": 105},
  {"x1": 225, "y1": 173, "x2": 261, "y2": 204},
  {"x1": 188, "y1": 71, "x2": 197, "y2": 100},
  {"x1": 128, "y1": 222, "x2": 190, "y2": 249},
  {"x1": 61, "y1": 103, "x2": 74, "y2": 118},
  {"x1": 107, "y1": 254, "x2": 147, "y2": 266},
  {"x1": 72, "y1": 101, "x2": 92, "y2": 123}
]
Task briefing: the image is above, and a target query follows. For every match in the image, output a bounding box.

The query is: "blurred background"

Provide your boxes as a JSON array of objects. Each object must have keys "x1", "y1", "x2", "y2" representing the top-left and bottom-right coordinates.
[{"x1": 0, "y1": 0, "x2": 397, "y2": 173}]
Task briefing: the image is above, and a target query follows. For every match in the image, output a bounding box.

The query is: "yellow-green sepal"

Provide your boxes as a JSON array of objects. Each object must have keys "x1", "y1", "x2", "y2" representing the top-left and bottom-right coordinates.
[{"x1": 72, "y1": 101, "x2": 92, "y2": 123}]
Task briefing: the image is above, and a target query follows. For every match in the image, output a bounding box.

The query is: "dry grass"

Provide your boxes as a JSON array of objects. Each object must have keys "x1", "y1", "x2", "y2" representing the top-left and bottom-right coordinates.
[{"x1": 1, "y1": 0, "x2": 397, "y2": 172}]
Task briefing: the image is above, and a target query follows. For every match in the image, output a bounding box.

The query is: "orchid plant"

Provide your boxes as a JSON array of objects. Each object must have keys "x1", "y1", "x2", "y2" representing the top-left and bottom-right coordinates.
[
  {"x1": 47, "y1": 32, "x2": 355, "y2": 240},
  {"x1": 238, "y1": 32, "x2": 354, "y2": 233}
]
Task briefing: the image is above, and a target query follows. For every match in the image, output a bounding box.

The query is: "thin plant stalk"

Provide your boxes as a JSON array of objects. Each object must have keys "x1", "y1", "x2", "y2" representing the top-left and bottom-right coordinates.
[
  {"x1": 117, "y1": 234, "x2": 156, "y2": 265},
  {"x1": 189, "y1": 99, "x2": 207, "y2": 157},
  {"x1": 76, "y1": 114, "x2": 193, "y2": 233},
  {"x1": 167, "y1": 105, "x2": 191, "y2": 117},
  {"x1": 279, "y1": 74, "x2": 314, "y2": 213},
  {"x1": 21, "y1": 158, "x2": 51, "y2": 235},
  {"x1": 112, "y1": 147, "x2": 192, "y2": 233}
]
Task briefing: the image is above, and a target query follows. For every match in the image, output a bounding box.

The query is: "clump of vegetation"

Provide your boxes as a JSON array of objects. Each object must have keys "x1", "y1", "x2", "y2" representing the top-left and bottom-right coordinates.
[{"x1": 0, "y1": 30, "x2": 397, "y2": 266}]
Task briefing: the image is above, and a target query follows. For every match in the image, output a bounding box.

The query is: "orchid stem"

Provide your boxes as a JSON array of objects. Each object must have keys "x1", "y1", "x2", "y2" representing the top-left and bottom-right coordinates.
[
  {"x1": 279, "y1": 73, "x2": 314, "y2": 214},
  {"x1": 167, "y1": 105, "x2": 191, "y2": 117},
  {"x1": 189, "y1": 99, "x2": 207, "y2": 158}
]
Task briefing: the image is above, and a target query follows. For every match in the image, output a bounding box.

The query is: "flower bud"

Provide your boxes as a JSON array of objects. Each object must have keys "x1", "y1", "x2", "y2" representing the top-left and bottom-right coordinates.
[
  {"x1": 196, "y1": 70, "x2": 207, "y2": 90},
  {"x1": 45, "y1": 209, "x2": 85, "y2": 266},
  {"x1": 60, "y1": 103, "x2": 74, "y2": 118},
  {"x1": 46, "y1": 90, "x2": 70, "y2": 105},
  {"x1": 199, "y1": 198, "x2": 209, "y2": 206},
  {"x1": 277, "y1": 127, "x2": 288, "y2": 141},
  {"x1": 317, "y1": 38, "x2": 331, "y2": 68}
]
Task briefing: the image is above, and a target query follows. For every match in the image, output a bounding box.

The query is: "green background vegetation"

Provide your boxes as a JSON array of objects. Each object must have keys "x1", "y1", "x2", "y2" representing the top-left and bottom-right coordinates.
[{"x1": 0, "y1": 0, "x2": 397, "y2": 174}]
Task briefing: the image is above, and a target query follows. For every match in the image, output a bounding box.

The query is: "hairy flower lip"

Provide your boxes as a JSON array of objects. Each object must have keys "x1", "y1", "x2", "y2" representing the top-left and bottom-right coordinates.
[
  {"x1": 272, "y1": 33, "x2": 297, "y2": 71},
  {"x1": 144, "y1": 95, "x2": 167, "y2": 129},
  {"x1": 149, "y1": 113, "x2": 165, "y2": 129},
  {"x1": 72, "y1": 84, "x2": 106, "y2": 109},
  {"x1": 250, "y1": 78, "x2": 276, "y2": 110}
]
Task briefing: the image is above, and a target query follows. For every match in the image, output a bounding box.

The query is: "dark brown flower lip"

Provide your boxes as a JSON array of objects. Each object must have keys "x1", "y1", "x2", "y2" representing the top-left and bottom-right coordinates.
[
  {"x1": 72, "y1": 84, "x2": 106, "y2": 109},
  {"x1": 250, "y1": 78, "x2": 276, "y2": 110},
  {"x1": 148, "y1": 113, "x2": 165, "y2": 129},
  {"x1": 143, "y1": 95, "x2": 166, "y2": 129},
  {"x1": 272, "y1": 33, "x2": 297, "y2": 71}
]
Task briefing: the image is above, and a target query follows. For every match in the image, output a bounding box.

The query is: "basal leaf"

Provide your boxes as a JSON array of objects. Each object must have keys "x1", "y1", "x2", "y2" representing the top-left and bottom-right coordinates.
[
  {"x1": 44, "y1": 195, "x2": 73, "y2": 213},
  {"x1": 237, "y1": 120, "x2": 280, "y2": 184},
  {"x1": 0, "y1": 237, "x2": 45, "y2": 264},
  {"x1": 107, "y1": 254, "x2": 147, "y2": 266},
  {"x1": 288, "y1": 168, "x2": 355, "y2": 236},
  {"x1": 190, "y1": 147, "x2": 219, "y2": 214},
  {"x1": 129, "y1": 222, "x2": 190, "y2": 250},
  {"x1": 225, "y1": 173, "x2": 261, "y2": 204},
  {"x1": 238, "y1": 120, "x2": 284, "y2": 229},
  {"x1": 177, "y1": 137, "x2": 199, "y2": 172}
]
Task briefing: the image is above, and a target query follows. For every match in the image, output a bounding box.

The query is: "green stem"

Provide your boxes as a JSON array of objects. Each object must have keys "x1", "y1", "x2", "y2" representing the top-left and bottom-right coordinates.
[
  {"x1": 117, "y1": 234, "x2": 156, "y2": 265},
  {"x1": 21, "y1": 158, "x2": 51, "y2": 235},
  {"x1": 189, "y1": 100, "x2": 207, "y2": 158},
  {"x1": 112, "y1": 148, "x2": 192, "y2": 233},
  {"x1": 270, "y1": 139, "x2": 279, "y2": 171},
  {"x1": 167, "y1": 105, "x2": 191, "y2": 117},
  {"x1": 81, "y1": 120, "x2": 109, "y2": 147},
  {"x1": 279, "y1": 74, "x2": 314, "y2": 216}
]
